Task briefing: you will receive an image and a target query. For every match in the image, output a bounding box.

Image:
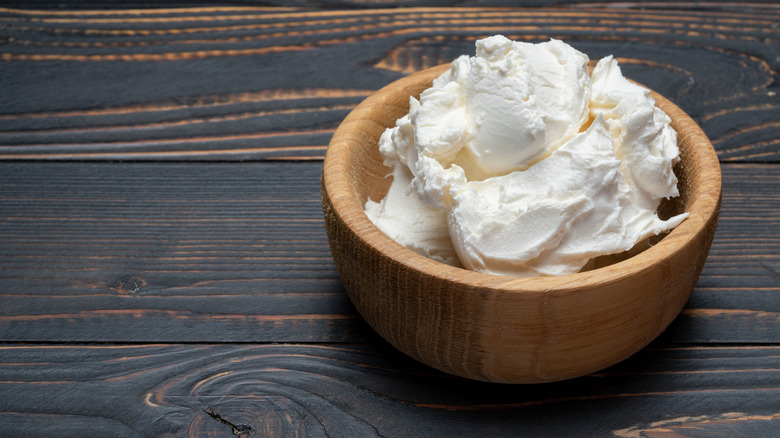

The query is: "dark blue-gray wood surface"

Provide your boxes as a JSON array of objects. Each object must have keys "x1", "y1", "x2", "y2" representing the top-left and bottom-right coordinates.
[{"x1": 1, "y1": 3, "x2": 779, "y2": 437}]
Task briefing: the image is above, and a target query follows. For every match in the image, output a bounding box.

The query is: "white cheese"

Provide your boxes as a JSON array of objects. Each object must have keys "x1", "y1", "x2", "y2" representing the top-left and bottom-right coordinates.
[{"x1": 365, "y1": 35, "x2": 688, "y2": 277}]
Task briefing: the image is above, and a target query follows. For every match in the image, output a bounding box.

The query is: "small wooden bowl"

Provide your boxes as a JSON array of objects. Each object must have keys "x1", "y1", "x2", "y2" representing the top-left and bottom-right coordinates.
[{"x1": 322, "y1": 64, "x2": 721, "y2": 383}]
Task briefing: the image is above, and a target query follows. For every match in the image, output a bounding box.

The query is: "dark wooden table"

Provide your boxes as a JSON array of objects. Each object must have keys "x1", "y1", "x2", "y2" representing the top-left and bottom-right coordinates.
[{"x1": 1, "y1": 2, "x2": 779, "y2": 436}]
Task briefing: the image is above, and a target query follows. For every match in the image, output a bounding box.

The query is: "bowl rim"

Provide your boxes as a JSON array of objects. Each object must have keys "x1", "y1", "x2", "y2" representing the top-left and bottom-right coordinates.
[{"x1": 323, "y1": 63, "x2": 722, "y2": 293}]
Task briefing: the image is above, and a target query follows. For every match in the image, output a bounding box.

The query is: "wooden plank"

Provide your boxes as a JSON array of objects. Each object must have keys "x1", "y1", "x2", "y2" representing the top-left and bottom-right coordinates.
[
  {"x1": 0, "y1": 343, "x2": 778, "y2": 436},
  {"x1": 1, "y1": 1, "x2": 777, "y2": 11},
  {"x1": 0, "y1": 161, "x2": 778, "y2": 343},
  {"x1": 0, "y1": 6, "x2": 778, "y2": 161},
  {"x1": 0, "y1": 161, "x2": 372, "y2": 342}
]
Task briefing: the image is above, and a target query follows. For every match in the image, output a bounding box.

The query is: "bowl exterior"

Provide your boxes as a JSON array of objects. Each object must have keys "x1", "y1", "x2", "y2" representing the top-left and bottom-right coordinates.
[{"x1": 322, "y1": 65, "x2": 721, "y2": 383}]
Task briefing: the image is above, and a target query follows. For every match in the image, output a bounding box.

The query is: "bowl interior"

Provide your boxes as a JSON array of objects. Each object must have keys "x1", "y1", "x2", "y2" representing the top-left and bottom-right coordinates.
[{"x1": 332, "y1": 64, "x2": 713, "y2": 282}]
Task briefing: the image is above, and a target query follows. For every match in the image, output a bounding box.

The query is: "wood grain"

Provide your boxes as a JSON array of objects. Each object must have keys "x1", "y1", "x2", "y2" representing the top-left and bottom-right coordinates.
[
  {"x1": 0, "y1": 2, "x2": 778, "y2": 434},
  {"x1": 1, "y1": 5, "x2": 778, "y2": 161},
  {"x1": 0, "y1": 161, "x2": 777, "y2": 344},
  {"x1": 0, "y1": 343, "x2": 778, "y2": 437}
]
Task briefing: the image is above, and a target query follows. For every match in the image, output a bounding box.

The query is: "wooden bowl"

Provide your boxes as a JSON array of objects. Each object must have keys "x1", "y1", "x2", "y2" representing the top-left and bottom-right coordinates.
[{"x1": 321, "y1": 64, "x2": 721, "y2": 383}]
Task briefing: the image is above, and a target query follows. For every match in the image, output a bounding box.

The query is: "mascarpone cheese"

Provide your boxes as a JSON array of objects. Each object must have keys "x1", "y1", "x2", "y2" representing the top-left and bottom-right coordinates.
[{"x1": 365, "y1": 35, "x2": 688, "y2": 277}]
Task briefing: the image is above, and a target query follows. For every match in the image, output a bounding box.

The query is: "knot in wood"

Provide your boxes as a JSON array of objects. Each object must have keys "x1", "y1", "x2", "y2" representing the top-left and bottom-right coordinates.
[
  {"x1": 111, "y1": 276, "x2": 147, "y2": 294},
  {"x1": 190, "y1": 399, "x2": 308, "y2": 437}
]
